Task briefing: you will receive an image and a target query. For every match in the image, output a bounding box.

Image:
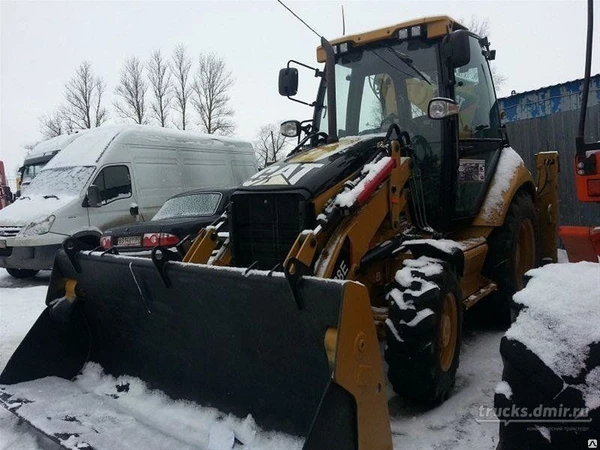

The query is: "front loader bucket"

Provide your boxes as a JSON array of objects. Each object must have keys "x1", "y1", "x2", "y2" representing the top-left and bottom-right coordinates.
[{"x1": 0, "y1": 250, "x2": 392, "y2": 450}]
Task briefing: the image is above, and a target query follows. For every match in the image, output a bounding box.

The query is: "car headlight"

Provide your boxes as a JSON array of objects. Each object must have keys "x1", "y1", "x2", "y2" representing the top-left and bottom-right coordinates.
[{"x1": 18, "y1": 215, "x2": 56, "y2": 237}]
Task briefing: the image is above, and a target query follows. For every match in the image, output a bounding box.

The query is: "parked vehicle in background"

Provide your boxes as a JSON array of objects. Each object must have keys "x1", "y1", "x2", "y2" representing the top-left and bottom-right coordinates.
[
  {"x1": 16, "y1": 133, "x2": 84, "y2": 196},
  {"x1": 0, "y1": 125, "x2": 256, "y2": 278},
  {"x1": 0, "y1": 161, "x2": 14, "y2": 209},
  {"x1": 100, "y1": 187, "x2": 235, "y2": 255}
]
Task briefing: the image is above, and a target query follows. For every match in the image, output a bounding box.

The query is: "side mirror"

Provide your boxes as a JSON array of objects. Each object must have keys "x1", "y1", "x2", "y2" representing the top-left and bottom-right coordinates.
[
  {"x1": 444, "y1": 30, "x2": 471, "y2": 68},
  {"x1": 280, "y1": 120, "x2": 301, "y2": 138},
  {"x1": 85, "y1": 185, "x2": 101, "y2": 207},
  {"x1": 278, "y1": 68, "x2": 298, "y2": 97},
  {"x1": 130, "y1": 204, "x2": 139, "y2": 216},
  {"x1": 428, "y1": 98, "x2": 460, "y2": 120}
]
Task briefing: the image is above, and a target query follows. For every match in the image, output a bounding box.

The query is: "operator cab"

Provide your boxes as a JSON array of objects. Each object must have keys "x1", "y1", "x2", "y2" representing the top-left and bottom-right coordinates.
[{"x1": 279, "y1": 17, "x2": 504, "y2": 232}]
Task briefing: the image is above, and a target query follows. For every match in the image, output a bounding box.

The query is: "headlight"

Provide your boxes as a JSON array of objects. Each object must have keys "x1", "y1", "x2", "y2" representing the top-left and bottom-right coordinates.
[{"x1": 18, "y1": 215, "x2": 56, "y2": 237}]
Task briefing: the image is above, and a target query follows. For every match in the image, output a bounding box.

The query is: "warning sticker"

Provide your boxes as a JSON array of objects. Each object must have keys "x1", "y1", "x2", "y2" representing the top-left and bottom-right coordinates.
[{"x1": 458, "y1": 159, "x2": 486, "y2": 182}]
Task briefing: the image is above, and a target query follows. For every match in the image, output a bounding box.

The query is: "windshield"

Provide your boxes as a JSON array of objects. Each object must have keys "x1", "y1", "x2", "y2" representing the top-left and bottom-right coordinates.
[
  {"x1": 317, "y1": 39, "x2": 445, "y2": 228},
  {"x1": 21, "y1": 162, "x2": 47, "y2": 185},
  {"x1": 25, "y1": 166, "x2": 95, "y2": 197},
  {"x1": 317, "y1": 39, "x2": 442, "y2": 141},
  {"x1": 152, "y1": 193, "x2": 222, "y2": 220}
]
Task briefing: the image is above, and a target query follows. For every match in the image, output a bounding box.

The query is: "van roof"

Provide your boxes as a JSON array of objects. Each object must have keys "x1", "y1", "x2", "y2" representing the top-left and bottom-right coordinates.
[
  {"x1": 44, "y1": 125, "x2": 254, "y2": 169},
  {"x1": 25, "y1": 133, "x2": 86, "y2": 161}
]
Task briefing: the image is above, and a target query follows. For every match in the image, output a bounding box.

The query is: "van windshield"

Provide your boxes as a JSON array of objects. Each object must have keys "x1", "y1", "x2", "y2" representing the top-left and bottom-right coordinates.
[{"x1": 25, "y1": 166, "x2": 95, "y2": 197}]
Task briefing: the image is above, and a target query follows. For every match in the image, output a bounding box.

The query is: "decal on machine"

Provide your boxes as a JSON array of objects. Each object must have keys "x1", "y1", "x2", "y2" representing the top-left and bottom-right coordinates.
[
  {"x1": 243, "y1": 163, "x2": 324, "y2": 186},
  {"x1": 458, "y1": 159, "x2": 486, "y2": 182}
]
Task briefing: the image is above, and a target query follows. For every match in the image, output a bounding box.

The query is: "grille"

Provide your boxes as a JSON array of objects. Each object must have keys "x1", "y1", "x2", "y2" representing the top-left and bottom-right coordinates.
[
  {"x1": 231, "y1": 193, "x2": 313, "y2": 270},
  {"x1": 0, "y1": 226, "x2": 22, "y2": 238}
]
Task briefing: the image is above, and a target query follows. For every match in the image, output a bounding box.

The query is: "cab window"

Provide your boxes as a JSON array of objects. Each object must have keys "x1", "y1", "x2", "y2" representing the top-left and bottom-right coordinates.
[
  {"x1": 92, "y1": 165, "x2": 132, "y2": 205},
  {"x1": 454, "y1": 40, "x2": 501, "y2": 140},
  {"x1": 453, "y1": 35, "x2": 503, "y2": 220}
]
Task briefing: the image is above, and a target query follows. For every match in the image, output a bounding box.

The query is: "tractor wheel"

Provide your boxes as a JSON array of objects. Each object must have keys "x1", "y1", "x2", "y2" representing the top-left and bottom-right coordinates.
[
  {"x1": 385, "y1": 257, "x2": 463, "y2": 405},
  {"x1": 481, "y1": 190, "x2": 539, "y2": 326},
  {"x1": 6, "y1": 268, "x2": 39, "y2": 279}
]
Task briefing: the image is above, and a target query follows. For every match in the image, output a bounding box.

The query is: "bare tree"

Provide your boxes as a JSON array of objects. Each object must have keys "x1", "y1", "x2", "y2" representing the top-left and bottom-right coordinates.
[
  {"x1": 171, "y1": 44, "x2": 192, "y2": 130},
  {"x1": 62, "y1": 61, "x2": 108, "y2": 130},
  {"x1": 462, "y1": 16, "x2": 507, "y2": 89},
  {"x1": 192, "y1": 53, "x2": 235, "y2": 135},
  {"x1": 39, "y1": 110, "x2": 65, "y2": 139},
  {"x1": 254, "y1": 123, "x2": 291, "y2": 168},
  {"x1": 148, "y1": 50, "x2": 172, "y2": 127},
  {"x1": 114, "y1": 56, "x2": 148, "y2": 124}
]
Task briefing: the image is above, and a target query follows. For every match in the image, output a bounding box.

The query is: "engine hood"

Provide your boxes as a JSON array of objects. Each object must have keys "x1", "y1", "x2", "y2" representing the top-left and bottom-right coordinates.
[
  {"x1": 0, "y1": 195, "x2": 78, "y2": 227},
  {"x1": 240, "y1": 135, "x2": 384, "y2": 197}
]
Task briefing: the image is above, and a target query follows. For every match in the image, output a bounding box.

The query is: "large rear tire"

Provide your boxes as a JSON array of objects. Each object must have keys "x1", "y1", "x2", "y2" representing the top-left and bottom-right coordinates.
[
  {"x1": 384, "y1": 257, "x2": 463, "y2": 405},
  {"x1": 480, "y1": 190, "x2": 539, "y2": 326},
  {"x1": 6, "y1": 268, "x2": 39, "y2": 279}
]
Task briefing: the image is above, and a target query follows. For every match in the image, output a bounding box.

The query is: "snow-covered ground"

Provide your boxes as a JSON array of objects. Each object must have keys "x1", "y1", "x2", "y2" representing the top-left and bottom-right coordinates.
[{"x1": 0, "y1": 250, "x2": 572, "y2": 449}]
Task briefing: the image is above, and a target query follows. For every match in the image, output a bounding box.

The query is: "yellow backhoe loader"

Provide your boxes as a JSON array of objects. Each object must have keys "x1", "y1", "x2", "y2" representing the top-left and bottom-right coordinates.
[{"x1": 0, "y1": 16, "x2": 559, "y2": 450}]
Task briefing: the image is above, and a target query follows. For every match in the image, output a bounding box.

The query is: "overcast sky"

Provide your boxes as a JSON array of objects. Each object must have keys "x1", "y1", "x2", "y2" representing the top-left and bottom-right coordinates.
[{"x1": 1, "y1": 0, "x2": 599, "y2": 182}]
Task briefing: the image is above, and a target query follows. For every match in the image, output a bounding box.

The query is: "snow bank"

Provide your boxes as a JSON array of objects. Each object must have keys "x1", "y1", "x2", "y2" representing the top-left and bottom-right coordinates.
[
  {"x1": 478, "y1": 147, "x2": 525, "y2": 221},
  {"x1": 507, "y1": 262, "x2": 600, "y2": 379}
]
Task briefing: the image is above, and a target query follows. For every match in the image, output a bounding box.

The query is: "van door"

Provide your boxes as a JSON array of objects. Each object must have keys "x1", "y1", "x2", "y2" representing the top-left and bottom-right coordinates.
[{"x1": 86, "y1": 165, "x2": 138, "y2": 231}]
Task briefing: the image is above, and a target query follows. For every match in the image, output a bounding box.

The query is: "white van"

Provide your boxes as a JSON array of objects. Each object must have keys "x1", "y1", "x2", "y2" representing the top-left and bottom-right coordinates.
[
  {"x1": 0, "y1": 125, "x2": 257, "y2": 278},
  {"x1": 17, "y1": 133, "x2": 85, "y2": 194}
]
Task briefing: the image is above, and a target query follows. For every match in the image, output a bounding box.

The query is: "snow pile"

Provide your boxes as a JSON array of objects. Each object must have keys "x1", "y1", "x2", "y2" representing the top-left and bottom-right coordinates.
[
  {"x1": 73, "y1": 363, "x2": 304, "y2": 449},
  {"x1": 334, "y1": 157, "x2": 393, "y2": 208},
  {"x1": 507, "y1": 262, "x2": 600, "y2": 380},
  {"x1": 0, "y1": 363, "x2": 303, "y2": 450},
  {"x1": 478, "y1": 147, "x2": 525, "y2": 221}
]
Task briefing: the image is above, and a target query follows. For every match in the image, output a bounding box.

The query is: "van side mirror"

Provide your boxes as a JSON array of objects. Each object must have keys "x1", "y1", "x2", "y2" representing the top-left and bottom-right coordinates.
[
  {"x1": 85, "y1": 185, "x2": 101, "y2": 208},
  {"x1": 444, "y1": 30, "x2": 471, "y2": 68},
  {"x1": 130, "y1": 205, "x2": 139, "y2": 216},
  {"x1": 279, "y1": 68, "x2": 298, "y2": 96}
]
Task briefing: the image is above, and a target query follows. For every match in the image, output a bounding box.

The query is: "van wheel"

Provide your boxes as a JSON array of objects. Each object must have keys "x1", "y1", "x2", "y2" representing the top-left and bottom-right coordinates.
[{"x1": 6, "y1": 268, "x2": 39, "y2": 279}]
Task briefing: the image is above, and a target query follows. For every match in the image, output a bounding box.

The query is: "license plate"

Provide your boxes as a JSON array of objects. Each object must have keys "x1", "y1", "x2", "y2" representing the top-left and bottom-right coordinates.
[
  {"x1": 0, "y1": 239, "x2": 5, "y2": 249},
  {"x1": 117, "y1": 236, "x2": 141, "y2": 247}
]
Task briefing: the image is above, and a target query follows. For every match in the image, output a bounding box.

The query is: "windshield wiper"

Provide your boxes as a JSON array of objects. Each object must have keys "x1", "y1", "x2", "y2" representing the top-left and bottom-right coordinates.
[
  {"x1": 384, "y1": 46, "x2": 432, "y2": 86},
  {"x1": 43, "y1": 194, "x2": 60, "y2": 200}
]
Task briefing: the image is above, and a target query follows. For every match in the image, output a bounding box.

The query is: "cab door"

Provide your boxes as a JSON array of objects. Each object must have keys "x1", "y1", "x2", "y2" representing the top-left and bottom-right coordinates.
[
  {"x1": 86, "y1": 165, "x2": 138, "y2": 231},
  {"x1": 451, "y1": 34, "x2": 504, "y2": 223}
]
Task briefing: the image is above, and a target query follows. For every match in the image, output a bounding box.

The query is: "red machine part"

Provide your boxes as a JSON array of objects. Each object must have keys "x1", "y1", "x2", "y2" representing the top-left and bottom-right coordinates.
[
  {"x1": 575, "y1": 150, "x2": 600, "y2": 202},
  {"x1": 558, "y1": 226, "x2": 600, "y2": 262}
]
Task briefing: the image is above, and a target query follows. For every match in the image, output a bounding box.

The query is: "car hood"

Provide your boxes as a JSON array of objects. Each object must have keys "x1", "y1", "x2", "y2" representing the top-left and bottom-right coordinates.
[{"x1": 0, "y1": 195, "x2": 78, "y2": 227}]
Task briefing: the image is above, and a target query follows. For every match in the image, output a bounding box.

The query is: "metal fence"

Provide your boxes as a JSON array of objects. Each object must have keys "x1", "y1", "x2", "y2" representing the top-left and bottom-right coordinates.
[
  {"x1": 499, "y1": 76, "x2": 600, "y2": 228},
  {"x1": 503, "y1": 106, "x2": 599, "y2": 227}
]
